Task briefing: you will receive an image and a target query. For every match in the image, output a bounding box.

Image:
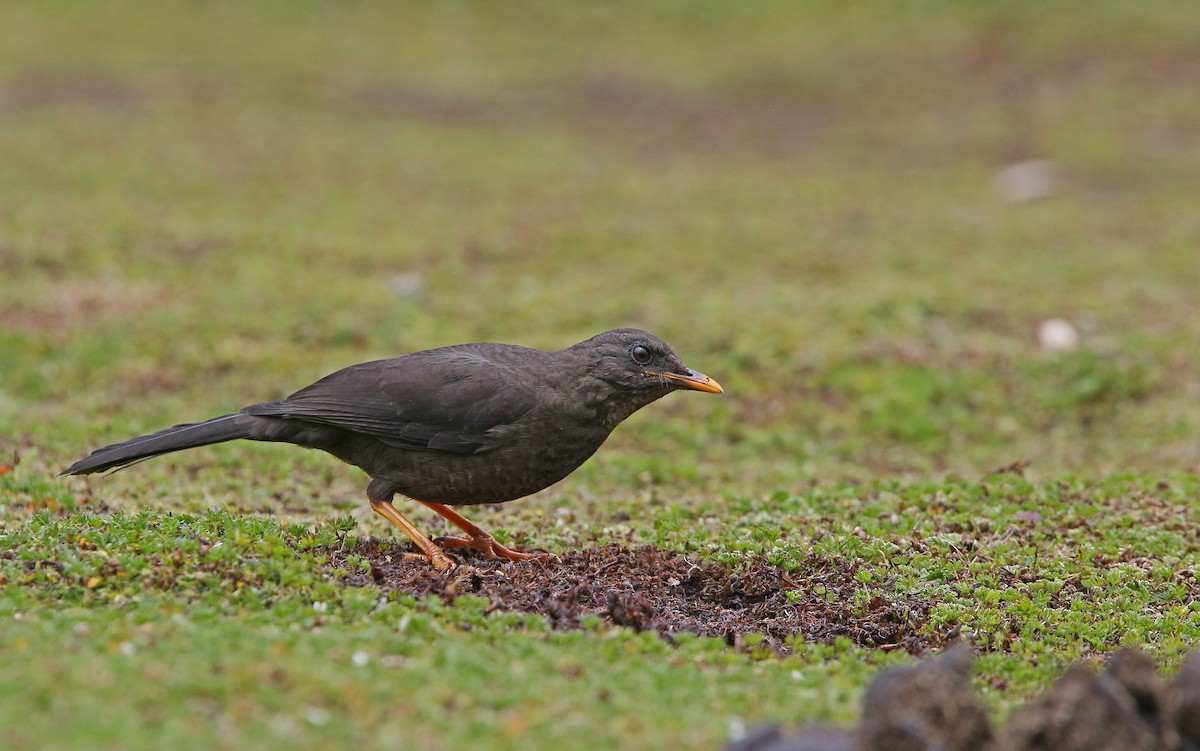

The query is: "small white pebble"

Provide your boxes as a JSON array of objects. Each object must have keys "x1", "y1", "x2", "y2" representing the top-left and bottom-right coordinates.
[
  {"x1": 304, "y1": 707, "x2": 330, "y2": 726},
  {"x1": 387, "y1": 272, "x2": 424, "y2": 297},
  {"x1": 351, "y1": 650, "x2": 369, "y2": 667},
  {"x1": 727, "y1": 717, "x2": 747, "y2": 741},
  {"x1": 996, "y1": 159, "x2": 1056, "y2": 203},
  {"x1": 791, "y1": 670, "x2": 804, "y2": 680},
  {"x1": 1038, "y1": 318, "x2": 1079, "y2": 351},
  {"x1": 312, "y1": 601, "x2": 328, "y2": 613}
]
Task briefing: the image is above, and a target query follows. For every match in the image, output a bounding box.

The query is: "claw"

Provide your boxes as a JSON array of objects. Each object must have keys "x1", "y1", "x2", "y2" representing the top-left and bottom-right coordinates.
[{"x1": 438, "y1": 533, "x2": 551, "y2": 562}]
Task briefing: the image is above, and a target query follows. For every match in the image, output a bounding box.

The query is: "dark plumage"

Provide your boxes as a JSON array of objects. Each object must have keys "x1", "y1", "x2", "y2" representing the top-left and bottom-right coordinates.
[{"x1": 62, "y1": 328, "x2": 722, "y2": 569}]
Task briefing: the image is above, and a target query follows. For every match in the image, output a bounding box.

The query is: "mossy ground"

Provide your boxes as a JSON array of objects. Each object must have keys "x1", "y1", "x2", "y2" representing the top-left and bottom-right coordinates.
[{"x1": 2, "y1": 3, "x2": 1198, "y2": 749}]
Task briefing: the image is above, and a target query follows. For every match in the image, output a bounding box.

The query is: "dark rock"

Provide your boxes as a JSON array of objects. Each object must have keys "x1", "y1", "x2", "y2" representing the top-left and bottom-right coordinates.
[
  {"x1": 996, "y1": 663, "x2": 1157, "y2": 751},
  {"x1": 721, "y1": 647, "x2": 1200, "y2": 751},
  {"x1": 858, "y1": 643, "x2": 992, "y2": 751},
  {"x1": 1104, "y1": 649, "x2": 1179, "y2": 749},
  {"x1": 1175, "y1": 653, "x2": 1200, "y2": 749}
]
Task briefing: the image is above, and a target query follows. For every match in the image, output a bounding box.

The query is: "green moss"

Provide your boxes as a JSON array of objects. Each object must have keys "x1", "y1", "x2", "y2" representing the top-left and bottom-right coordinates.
[{"x1": 4, "y1": 1, "x2": 1200, "y2": 748}]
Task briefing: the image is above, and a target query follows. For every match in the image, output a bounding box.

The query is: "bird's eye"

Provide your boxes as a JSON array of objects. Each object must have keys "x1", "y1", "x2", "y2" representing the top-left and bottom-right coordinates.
[{"x1": 630, "y1": 345, "x2": 652, "y2": 365}]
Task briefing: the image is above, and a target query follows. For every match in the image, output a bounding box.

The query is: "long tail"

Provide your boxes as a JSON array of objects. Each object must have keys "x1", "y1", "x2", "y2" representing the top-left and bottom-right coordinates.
[{"x1": 61, "y1": 413, "x2": 257, "y2": 475}]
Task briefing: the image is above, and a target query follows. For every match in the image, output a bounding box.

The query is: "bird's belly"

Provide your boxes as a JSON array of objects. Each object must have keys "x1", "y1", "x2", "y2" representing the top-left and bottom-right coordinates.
[{"x1": 373, "y1": 436, "x2": 607, "y2": 506}]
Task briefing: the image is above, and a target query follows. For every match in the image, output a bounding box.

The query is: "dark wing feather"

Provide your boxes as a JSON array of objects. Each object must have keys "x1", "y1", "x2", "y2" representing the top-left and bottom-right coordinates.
[{"x1": 244, "y1": 349, "x2": 537, "y2": 454}]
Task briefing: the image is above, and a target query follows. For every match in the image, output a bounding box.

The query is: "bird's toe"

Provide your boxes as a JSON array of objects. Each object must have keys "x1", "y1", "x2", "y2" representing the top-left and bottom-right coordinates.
[{"x1": 439, "y1": 533, "x2": 547, "y2": 563}]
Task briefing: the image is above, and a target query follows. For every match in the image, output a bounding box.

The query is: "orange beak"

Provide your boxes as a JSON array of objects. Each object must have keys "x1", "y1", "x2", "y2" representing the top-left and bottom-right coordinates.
[{"x1": 657, "y1": 368, "x2": 724, "y2": 394}]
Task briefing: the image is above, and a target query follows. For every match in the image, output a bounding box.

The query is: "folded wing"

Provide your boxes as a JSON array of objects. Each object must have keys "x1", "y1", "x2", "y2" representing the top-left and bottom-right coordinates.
[{"x1": 245, "y1": 349, "x2": 537, "y2": 454}]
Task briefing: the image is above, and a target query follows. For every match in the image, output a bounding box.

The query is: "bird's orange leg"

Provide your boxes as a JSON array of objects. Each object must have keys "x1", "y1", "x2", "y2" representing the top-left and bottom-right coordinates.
[
  {"x1": 418, "y1": 501, "x2": 550, "y2": 563},
  {"x1": 370, "y1": 500, "x2": 457, "y2": 571}
]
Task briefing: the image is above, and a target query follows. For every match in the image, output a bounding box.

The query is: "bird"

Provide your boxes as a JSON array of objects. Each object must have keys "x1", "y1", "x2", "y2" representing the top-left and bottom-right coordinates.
[{"x1": 62, "y1": 328, "x2": 723, "y2": 570}]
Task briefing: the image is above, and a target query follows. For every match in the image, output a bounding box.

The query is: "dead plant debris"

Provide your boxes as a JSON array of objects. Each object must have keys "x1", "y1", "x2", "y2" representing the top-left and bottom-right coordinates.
[{"x1": 330, "y1": 541, "x2": 946, "y2": 655}]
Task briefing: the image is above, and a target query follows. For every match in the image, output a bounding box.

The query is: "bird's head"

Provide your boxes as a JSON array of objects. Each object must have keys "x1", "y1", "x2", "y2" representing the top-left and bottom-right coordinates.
[{"x1": 572, "y1": 328, "x2": 723, "y2": 425}]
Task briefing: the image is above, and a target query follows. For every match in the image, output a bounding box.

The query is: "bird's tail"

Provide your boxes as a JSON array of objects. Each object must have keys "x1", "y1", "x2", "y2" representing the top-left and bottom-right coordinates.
[{"x1": 61, "y1": 413, "x2": 256, "y2": 475}]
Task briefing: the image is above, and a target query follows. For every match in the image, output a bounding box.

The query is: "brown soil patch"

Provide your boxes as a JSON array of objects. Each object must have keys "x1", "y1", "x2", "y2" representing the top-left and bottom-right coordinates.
[
  {"x1": 347, "y1": 77, "x2": 829, "y2": 159},
  {"x1": 0, "y1": 278, "x2": 169, "y2": 335},
  {"x1": 0, "y1": 72, "x2": 144, "y2": 113},
  {"x1": 331, "y1": 541, "x2": 945, "y2": 655}
]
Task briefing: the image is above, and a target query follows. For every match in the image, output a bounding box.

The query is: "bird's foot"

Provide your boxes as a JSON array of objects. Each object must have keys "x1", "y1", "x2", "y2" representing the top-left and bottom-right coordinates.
[
  {"x1": 438, "y1": 533, "x2": 549, "y2": 563},
  {"x1": 370, "y1": 499, "x2": 459, "y2": 571},
  {"x1": 401, "y1": 550, "x2": 458, "y2": 571}
]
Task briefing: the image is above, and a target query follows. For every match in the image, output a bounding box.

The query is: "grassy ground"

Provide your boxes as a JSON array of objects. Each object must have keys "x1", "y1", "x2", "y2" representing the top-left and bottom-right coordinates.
[{"x1": 2, "y1": 2, "x2": 1199, "y2": 749}]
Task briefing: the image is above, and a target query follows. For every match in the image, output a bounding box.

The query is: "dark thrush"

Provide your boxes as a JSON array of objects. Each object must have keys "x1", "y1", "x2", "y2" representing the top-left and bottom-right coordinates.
[{"x1": 62, "y1": 328, "x2": 723, "y2": 569}]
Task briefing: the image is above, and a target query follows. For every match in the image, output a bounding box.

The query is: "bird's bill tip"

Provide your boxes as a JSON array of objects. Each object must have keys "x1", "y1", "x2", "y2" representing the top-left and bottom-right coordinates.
[{"x1": 660, "y1": 369, "x2": 724, "y2": 394}]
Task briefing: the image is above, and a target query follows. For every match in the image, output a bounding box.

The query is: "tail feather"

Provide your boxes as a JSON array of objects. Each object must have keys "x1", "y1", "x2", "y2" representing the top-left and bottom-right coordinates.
[{"x1": 61, "y1": 413, "x2": 256, "y2": 476}]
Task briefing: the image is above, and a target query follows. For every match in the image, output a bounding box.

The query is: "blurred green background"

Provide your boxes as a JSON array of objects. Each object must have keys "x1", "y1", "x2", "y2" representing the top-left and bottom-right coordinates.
[
  {"x1": 4, "y1": 0, "x2": 1197, "y2": 484},
  {"x1": 1, "y1": 2, "x2": 1198, "y2": 749}
]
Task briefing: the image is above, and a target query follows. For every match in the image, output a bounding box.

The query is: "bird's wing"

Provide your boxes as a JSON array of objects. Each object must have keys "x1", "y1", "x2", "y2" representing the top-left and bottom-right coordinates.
[{"x1": 244, "y1": 350, "x2": 538, "y2": 454}]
